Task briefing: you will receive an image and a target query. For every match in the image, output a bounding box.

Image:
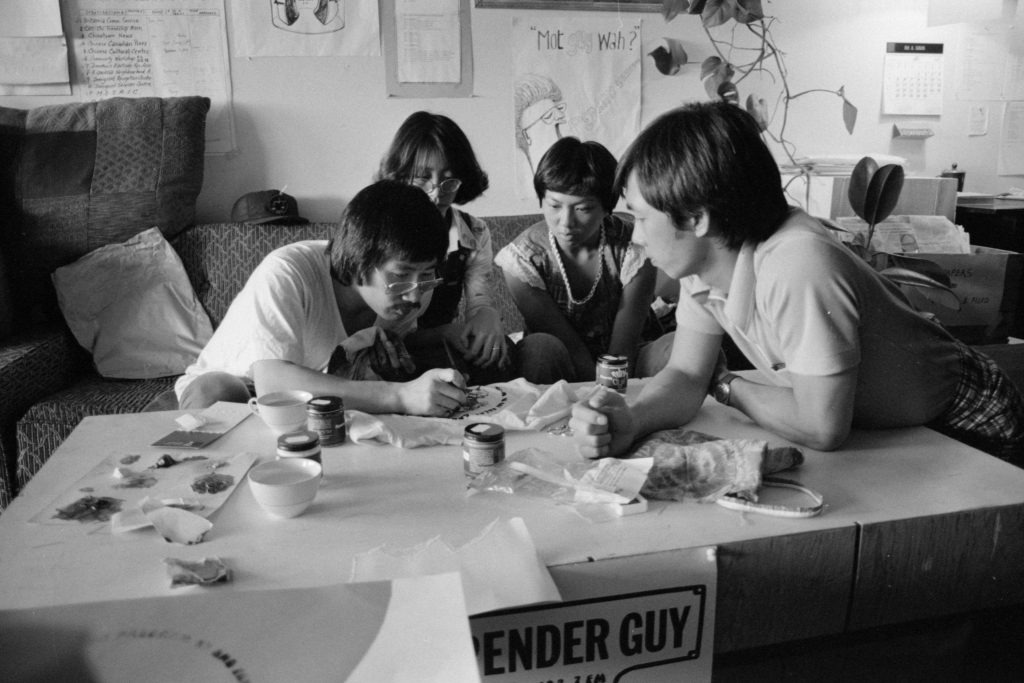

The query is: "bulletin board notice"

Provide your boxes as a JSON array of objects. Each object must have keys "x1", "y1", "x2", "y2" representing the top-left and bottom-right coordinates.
[
  {"x1": 64, "y1": 0, "x2": 235, "y2": 155},
  {"x1": 883, "y1": 42, "x2": 944, "y2": 116}
]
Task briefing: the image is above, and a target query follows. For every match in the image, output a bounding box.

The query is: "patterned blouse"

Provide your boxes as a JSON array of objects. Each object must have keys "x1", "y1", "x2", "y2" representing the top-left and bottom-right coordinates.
[{"x1": 494, "y1": 214, "x2": 647, "y2": 360}]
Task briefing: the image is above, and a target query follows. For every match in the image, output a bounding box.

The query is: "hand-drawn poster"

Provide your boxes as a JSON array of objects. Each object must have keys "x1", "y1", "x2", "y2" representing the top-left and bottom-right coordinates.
[
  {"x1": 513, "y1": 16, "x2": 642, "y2": 198},
  {"x1": 231, "y1": 0, "x2": 380, "y2": 57},
  {"x1": 64, "y1": 0, "x2": 236, "y2": 155}
]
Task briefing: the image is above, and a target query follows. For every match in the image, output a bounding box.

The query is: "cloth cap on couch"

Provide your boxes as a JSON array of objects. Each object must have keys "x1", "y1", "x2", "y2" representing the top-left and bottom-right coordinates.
[{"x1": 231, "y1": 189, "x2": 308, "y2": 224}]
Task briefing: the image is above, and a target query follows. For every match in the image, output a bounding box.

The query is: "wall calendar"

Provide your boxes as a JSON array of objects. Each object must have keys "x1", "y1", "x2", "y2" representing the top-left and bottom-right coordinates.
[{"x1": 883, "y1": 42, "x2": 944, "y2": 116}]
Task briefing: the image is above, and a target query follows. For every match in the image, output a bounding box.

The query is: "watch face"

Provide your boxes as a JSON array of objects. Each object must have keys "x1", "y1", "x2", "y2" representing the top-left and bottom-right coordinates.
[{"x1": 714, "y1": 380, "x2": 730, "y2": 405}]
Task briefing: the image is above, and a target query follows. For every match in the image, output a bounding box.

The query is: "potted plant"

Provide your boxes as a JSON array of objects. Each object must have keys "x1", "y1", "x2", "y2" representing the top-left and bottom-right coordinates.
[
  {"x1": 649, "y1": 0, "x2": 857, "y2": 172},
  {"x1": 839, "y1": 157, "x2": 960, "y2": 312}
]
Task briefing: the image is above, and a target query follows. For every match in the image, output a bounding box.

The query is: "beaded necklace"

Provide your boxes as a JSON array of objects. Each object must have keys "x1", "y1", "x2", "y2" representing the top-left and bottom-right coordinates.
[{"x1": 548, "y1": 225, "x2": 606, "y2": 309}]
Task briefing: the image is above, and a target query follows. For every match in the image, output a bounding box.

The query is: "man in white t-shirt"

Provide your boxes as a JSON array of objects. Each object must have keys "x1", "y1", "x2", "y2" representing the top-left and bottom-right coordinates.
[
  {"x1": 570, "y1": 102, "x2": 1023, "y2": 461},
  {"x1": 175, "y1": 180, "x2": 468, "y2": 416}
]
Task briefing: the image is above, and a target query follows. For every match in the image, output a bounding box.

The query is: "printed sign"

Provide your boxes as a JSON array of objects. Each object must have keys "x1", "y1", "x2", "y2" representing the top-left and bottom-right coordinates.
[{"x1": 470, "y1": 585, "x2": 708, "y2": 682}]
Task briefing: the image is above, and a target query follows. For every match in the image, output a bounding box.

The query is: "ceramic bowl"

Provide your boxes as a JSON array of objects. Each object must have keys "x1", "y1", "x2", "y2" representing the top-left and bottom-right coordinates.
[{"x1": 248, "y1": 459, "x2": 322, "y2": 518}]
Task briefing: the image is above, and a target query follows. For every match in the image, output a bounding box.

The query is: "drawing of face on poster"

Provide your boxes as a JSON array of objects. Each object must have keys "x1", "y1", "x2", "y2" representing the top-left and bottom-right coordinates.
[
  {"x1": 515, "y1": 74, "x2": 567, "y2": 177},
  {"x1": 271, "y1": 0, "x2": 345, "y2": 34},
  {"x1": 512, "y1": 17, "x2": 642, "y2": 199}
]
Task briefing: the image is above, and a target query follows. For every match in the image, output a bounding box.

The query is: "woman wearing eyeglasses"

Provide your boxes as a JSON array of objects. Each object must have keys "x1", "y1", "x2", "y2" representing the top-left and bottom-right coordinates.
[{"x1": 377, "y1": 111, "x2": 513, "y2": 384}]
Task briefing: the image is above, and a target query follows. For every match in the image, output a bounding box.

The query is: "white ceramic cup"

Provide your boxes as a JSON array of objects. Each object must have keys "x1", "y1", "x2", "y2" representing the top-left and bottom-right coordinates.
[
  {"x1": 248, "y1": 458, "x2": 322, "y2": 518},
  {"x1": 248, "y1": 390, "x2": 313, "y2": 435}
]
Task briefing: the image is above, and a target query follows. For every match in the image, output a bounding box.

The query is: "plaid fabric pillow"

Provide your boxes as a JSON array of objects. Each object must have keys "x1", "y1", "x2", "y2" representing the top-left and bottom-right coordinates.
[{"x1": 0, "y1": 96, "x2": 209, "y2": 323}]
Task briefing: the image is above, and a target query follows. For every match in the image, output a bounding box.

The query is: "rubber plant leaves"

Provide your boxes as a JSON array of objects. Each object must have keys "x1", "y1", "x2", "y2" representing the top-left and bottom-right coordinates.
[{"x1": 846, "y1": 157, "x2": 959, "y2": 311}]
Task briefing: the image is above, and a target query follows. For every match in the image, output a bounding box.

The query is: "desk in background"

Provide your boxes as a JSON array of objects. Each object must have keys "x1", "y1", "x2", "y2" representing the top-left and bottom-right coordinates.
[{"x1": 956, "y1": 197, "x2": 1024, "y2": 254}]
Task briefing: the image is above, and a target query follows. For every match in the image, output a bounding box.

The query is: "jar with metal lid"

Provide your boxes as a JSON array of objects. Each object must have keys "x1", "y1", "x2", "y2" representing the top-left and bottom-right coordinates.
[
  {"x1": 462, "y1": 423, "x2": 505, "y2": 478},
  {"x1": 306, "y1": 395, "x2": 346, "y2": 446},
  {"x1": 596, "y1": 354, "x2": 629, "y2": 393},
  {"x1": 276, "y1": 430, "x2": 322, "y2": 464}
]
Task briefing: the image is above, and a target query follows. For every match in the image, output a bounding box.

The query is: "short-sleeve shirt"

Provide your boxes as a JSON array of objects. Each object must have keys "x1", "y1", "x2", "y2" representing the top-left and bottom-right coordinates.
[
  {"x1": 418, "y1": 209, "x2": 500, "y2": 328},
  {"x1": 174, "y1": 241, "x2": 345, "y2": 399},
  {"x1": 674, "y1": 209, "x2": 961, "y2": 427},
  {"x1": 495, "y1": 214, "x2": 647, "y2": 360},
  {"x1": 174, "y1": 240, "x2": 422, "y2": 399}
]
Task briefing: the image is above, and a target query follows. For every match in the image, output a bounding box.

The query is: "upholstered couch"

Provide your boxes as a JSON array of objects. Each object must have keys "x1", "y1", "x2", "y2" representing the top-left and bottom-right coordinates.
[
  {"x1": 0, "y1": 95, "x2": 209, "y2": 509},
  {"x1": 0, "y1": 209, "x2": 538, "y2": 511}
]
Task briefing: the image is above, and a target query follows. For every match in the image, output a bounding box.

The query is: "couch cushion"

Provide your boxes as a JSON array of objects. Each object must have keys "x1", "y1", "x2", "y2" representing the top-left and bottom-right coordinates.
[
  {"x1": 15, "y1": 373, "x2": 176, "y2": 492},
  {"x1": 0, "y1": 96, "x2": 209, "y2": 324},
  {"x1": 0, "y1": 324, "x2": 80, "y2": 509},
  {"x1": 173, "y1": 222, "x2": 334, "y2": 327},
  {"x1": 53, "y1": 227, "x2": 213, "y2": 379}
]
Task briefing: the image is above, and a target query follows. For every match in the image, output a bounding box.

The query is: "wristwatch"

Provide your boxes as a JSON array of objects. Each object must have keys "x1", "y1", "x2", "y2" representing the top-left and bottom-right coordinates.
[{"x1": 712, "y1": 372, "x2": 739, "y2": 407}]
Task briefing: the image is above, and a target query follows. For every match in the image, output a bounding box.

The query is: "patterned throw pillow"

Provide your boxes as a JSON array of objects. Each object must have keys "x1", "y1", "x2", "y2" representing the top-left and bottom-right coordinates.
[{"x1": 0, "y1": 96, "x2": 209, "y2": 324}]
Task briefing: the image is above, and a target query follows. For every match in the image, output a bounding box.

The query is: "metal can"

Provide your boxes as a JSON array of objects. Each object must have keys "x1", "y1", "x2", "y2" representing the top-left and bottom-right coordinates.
[
  {"x1": 462, "y1": 423, "x2": 505, "y2": 478},
  {"x1": 306, "y1": 395, "x2": 346, "y2": 446},
  {"x1": 276, "y1": 430, "x2": 322, "y2": 464},
  {"x1": 596, "y1": 354, "x2": 629, "y2": 393}
]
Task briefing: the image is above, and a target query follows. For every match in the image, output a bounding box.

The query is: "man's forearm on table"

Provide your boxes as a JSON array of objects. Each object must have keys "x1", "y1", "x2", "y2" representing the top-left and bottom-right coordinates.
[
  {"x1": 252, "y1": 359, "x2": 404, "y2": 414},
  {"x1": 627, "y1": 370, "x2": 705, "y2": 442}
]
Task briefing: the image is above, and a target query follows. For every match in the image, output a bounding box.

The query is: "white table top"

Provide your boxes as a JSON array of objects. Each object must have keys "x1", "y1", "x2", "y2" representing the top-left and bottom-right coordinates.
[{"x1": 2, "y1": 397, "x2": 1023, "y2": 611}]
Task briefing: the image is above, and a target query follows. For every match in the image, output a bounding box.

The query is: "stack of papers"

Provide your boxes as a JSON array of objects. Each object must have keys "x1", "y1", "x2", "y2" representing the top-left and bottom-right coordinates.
[{"x1": 787, "y1": 154, "x2": 907, "y2": 175}]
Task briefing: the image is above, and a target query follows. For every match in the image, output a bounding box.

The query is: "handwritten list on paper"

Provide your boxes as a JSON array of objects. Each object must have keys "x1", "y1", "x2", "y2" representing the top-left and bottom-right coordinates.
[{"x1": 65, "y1": 0, "x2": 235, "y2": 154}]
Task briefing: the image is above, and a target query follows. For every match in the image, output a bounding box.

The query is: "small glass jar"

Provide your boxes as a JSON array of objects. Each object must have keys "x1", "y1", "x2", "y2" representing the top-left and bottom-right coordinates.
[
  {"x1": 306, "y1": 395, "x2": 346, "y2": 446},
  {"x1": 463, "y1": 423, "x2": 505, "y2": 478},
  {"x1": 596, "y1": 354, "x2": 629, "y2": 393},
  {"x1": 276, "y1": 430, "x2": 322, "y2": 464}
]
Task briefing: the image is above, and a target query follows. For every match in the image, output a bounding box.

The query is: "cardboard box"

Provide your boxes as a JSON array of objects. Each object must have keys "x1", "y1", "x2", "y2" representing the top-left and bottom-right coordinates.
[{"x1": 902, "y1": 246, "x2": 1023, "y2": 344}]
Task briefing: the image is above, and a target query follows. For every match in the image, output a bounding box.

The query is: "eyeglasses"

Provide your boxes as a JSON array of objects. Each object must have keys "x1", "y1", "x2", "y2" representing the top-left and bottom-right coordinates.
[
  {"x1": 522, "y1": 101, "x2": 567, "y2": 133},
  {"x1": 385, "y1": 277, "x2": 444, "y2": 295},
  {"x1": 409, "y1": 177, "x2": 462, "y2": 197}
]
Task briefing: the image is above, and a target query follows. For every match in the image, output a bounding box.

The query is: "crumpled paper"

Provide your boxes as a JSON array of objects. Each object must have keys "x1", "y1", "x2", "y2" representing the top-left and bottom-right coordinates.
[
  {"x1": 111, "y1": 495, "x2": 213, "y2": 544},
  {"x1": 349, "y1": 517, "x2": 561, "y2": 616},
  {"x1": 164, "y1": 556, "x2": 232, "y2": 587},
  {"x1": 346, "y1": 379, "x2": 587, "y2": 448},
  {"x1": 467, "y1": 447, "x2": 653, "y2": 523}
]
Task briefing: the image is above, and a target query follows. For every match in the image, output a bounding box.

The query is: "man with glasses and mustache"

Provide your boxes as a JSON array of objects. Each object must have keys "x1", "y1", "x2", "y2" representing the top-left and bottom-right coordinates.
[{"x1": 174, "y1": 180, "x2": 467, "y2": 416}]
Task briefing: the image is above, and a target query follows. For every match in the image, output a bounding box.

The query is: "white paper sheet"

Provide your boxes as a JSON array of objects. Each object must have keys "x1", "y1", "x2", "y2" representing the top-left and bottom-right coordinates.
[
  {"x1": 30, "y1": 451, "x2": 257, "y2": 529},
  {"x1": 999, "y1": 101, "x2": 1024, "y2": 176},
  {"x1": 0, "y1": 573, "x2": 480, "y2": 683},
  {"x1": 64, "y1": 0, "x2": 236, "y2": 154},
  {"x1": 395, "y1": 0, "x2": 460, "y2": 84},
  {"x1": 351, "y1": 517, "x2": 562, "y2": 616},
  {"x1": 0, "y1": 0, "x2": 70, "y2": 94}
]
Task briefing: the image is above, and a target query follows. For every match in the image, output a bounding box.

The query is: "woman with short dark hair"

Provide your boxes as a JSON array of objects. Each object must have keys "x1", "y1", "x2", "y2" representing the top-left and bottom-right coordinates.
[{"x1": 497, "y1": 136, "x2": 671, "y2": 383}]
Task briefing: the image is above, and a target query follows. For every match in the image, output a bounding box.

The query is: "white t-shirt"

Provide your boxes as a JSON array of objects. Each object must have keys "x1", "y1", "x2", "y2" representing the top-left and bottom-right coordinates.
[
  {"x1": 174, "y1": 241, "x2": 346, "y2": 399},
  {"x1": 674, "y1": 209, "x2": 961, "y2": 427}
]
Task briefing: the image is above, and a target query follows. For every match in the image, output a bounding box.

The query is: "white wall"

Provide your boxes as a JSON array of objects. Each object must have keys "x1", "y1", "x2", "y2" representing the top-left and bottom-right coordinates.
[{"x1": 3, "y1": 1, "x2": 1019, "y2": 223}]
